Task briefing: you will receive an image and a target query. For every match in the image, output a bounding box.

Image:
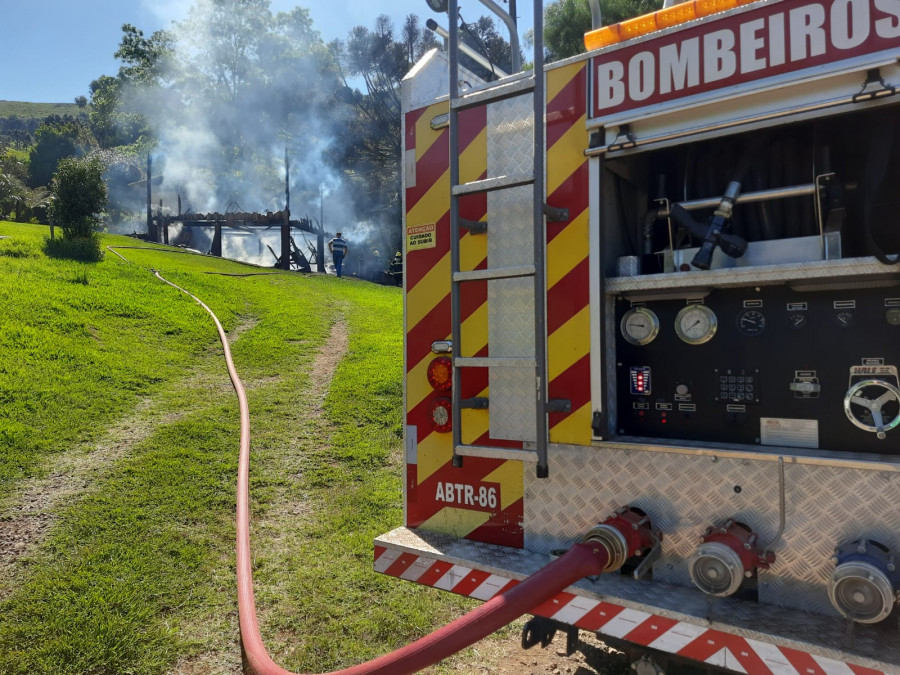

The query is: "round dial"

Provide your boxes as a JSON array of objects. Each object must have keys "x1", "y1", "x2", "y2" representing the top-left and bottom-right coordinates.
[
  {"x1": 835, "y1": 311, "x2": 855, "y2": 328},
  {"x1": 737, "y1": 309, "x2": 766, "y2": 336},
  {"x1": 675, "y1": 305, "x2": 717, "y2": 345},
  {"x1": 787, "y1": 312, "x2": 808, "y2": 329},
  {"x1": 886, "y1": 307, "x2": 900, "y2": 326},
  {"x1": 620, "y1": 307, "x2": 660, "y2": 346}
]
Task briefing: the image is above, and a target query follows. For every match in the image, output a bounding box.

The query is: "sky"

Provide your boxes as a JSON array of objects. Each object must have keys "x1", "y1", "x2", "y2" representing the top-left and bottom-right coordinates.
[{"x1": 1, "y1": 0, "x2": 532, "y2": 104}]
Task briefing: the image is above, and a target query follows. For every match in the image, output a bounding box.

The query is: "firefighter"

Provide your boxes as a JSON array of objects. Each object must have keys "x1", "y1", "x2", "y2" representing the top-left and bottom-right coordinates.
[{"x1": 328, "y1": 232, "x2": 348, "y2": 278}]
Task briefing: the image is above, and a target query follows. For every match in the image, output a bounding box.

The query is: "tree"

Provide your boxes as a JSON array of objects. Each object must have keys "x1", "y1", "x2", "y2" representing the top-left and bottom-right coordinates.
[
  {"x1": 458, "y1": 14, "x2": 523, "y2": 80},
  {"x1": 75, "y1": 96, "x2": 88, "y2": 108},
  {"x1": 49, "y1": 155, "x2": 108, "y2": 240},
  {"x1": 543, "y1": 0, "x2": 662, "y2": 60},
  {"x1": 333, "y1": 14, "x2": 439, "y2": 243},
  {"x1": 27, "y1": 118, "x2": 94, "y2": 188}
]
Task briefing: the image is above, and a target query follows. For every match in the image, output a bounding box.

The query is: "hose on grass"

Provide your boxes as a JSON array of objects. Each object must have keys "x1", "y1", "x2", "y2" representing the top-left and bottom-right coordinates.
[{"x1": 109, "y1": 245, "x2": 614, "y2": 675}]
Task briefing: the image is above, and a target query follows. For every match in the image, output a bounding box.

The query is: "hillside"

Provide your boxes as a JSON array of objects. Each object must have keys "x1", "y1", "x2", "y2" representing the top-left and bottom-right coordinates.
[{"x1": 0, "y1": 100, "x2": 85, "y2": 119}]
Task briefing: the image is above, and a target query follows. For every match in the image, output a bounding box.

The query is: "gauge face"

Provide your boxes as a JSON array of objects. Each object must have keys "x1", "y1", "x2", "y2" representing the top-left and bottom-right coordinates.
[
  {"x1": 886, "y1": 307, "x2": 900, "y2": 326},
  {"x1": 737, "y1": 309, "x2": 766, "y2": 336},
  {"x1": 620, "y1": 307, "x2": 660, "y2": 346},
  {"x1": 835, "y1": 311, "x2": 855, "y2": 328},
  {"x1": 675, "y1": 304, "x2": 717, "y2": 345},
  {"x1": 787, "y1": 312, "x2": 808, "y2": 329}
]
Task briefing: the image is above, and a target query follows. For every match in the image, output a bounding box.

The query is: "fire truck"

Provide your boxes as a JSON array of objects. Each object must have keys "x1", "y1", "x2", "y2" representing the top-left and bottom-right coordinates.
[{"x1": 375, "y1": 0, "x2": 900, "y2": 670}]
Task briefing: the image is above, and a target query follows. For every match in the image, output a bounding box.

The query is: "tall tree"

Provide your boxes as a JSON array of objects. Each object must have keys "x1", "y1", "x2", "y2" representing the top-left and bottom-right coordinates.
[
  {"x1": 333, "y1": 14, "x2": 437, "y2": 233},
  {"x1": 543, "y1": 0, "x2": 662, "y2": 60}
]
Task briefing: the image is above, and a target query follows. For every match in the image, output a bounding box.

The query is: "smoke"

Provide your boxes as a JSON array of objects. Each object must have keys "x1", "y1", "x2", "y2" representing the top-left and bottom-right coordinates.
[{"x1": 107, "y1": 0, "x2": 398, "y2": 275}]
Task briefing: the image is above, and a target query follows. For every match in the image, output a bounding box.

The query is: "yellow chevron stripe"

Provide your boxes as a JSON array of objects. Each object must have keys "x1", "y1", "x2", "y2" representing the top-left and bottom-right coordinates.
[
  {"x1": 547, "y1": 115, "x2": 587, "y2": 197},
  {"x1": 407, "y1": 169, "x2": 449, "y2": 228},
  {"x1": 547, "y1": 305, "x2": 590, "y2": 381},
  {"x1": 459, "y1": 227, "x2": 487, "y2": 273},
  {"x1": 482, "y1": 461, "x2": 524, "y2": 510},
  {"x1": 460, "y1": 127, "x2": 487, "y2": 184},
  {"x1": 460, "y1": 301, "x2": 488, "y2": 358},
  {"x1": 415, "y1": 102, "x2": 449, "y2": 162},
  {"x1": 407, "y1": 252, "x2": 449, "y2": 329},
  {"x1": 546, "y1": 62, "x2": 584, "y2": 107},
  {"x1": 461, "y1": 387, "x2": 489, "y2": 444},
  {"x1": 549, "y1": 401, "x2": 593, "y2": 445},
  {"x1": 420, "y1": 507, "x2": 491, "y2": 538},
  {"x1": 546, "y1": 210, "x2": 588, "y2": 289},
  {"x1": 416, "y1": 431, "x2": 453, "y2": 483}
]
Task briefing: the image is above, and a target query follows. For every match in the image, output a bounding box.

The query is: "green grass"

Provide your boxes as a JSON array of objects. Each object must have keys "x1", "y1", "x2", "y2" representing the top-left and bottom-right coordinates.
[
  {"x1": 0, "y1": 100, "x2": 85, "y2": 119},
  {"x1": 0, "y1": 222, "x2": 476, "y2": 674}
]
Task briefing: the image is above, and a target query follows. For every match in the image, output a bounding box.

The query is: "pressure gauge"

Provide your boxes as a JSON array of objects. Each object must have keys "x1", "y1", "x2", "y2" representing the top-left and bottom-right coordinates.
[
  {"x1": 737, "y1": 309, "x2": 766, "y2": 336},
  {"x1": 675, "y1": 304, "x2": 717, "y2": 345},
  {"x1": 620, "y1": 307, "x2": 660, "y2": 346},
  {"x1": 787, "y1": 312, "x2": 808, "y2": 329},
  {"x1": 835, "y1": 311, "x2": 855, "y2": 328}
]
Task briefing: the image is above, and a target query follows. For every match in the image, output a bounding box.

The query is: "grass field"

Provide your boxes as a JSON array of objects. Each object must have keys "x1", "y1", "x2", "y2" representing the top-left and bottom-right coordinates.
[
  {"x1": 0, "y1": 222, "x2": 492, "y2": 674},
  {"x1": 0, "y1": 100, "x2": 85, "y2": 119}
]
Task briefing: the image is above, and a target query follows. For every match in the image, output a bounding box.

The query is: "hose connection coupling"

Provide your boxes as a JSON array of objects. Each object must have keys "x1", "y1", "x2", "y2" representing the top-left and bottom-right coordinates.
[
  {"x1": 690, "y1": 519, "x2": 774, "y2": 597},
  {"x1": 828, "y1": 539, "x2": 899, "y2": 624},
  {"x1": 580, "y1": 506, "x2": 658, "y2": 572}
]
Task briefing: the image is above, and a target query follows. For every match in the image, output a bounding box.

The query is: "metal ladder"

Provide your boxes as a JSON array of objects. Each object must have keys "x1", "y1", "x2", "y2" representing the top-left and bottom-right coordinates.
[{"x1": 447, "y1": 0, "x2": 565, "y2": 478}]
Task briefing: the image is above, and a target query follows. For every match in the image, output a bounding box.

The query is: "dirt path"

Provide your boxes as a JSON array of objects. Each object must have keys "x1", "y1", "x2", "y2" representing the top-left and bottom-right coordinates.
[{"x1": 0, "y1": 398, "x2": 183, "y2": 599}]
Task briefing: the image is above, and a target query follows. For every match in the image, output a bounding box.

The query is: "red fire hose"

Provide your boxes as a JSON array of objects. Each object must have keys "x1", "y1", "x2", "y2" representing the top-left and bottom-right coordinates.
[{"x1": 122, "y1": 255, "x2": 617, "y2": 675}]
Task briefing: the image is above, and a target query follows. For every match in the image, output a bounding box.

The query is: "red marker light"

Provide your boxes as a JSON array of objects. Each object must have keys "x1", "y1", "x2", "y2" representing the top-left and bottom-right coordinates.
[{"x1": 431, "y1": 398, "x2": 452, "y2": 433}]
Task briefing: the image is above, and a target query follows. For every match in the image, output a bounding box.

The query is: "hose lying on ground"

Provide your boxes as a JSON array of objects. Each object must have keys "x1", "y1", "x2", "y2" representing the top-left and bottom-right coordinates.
[{"x1": 109, "y1": 245, "x2": 614, "y2": 675}]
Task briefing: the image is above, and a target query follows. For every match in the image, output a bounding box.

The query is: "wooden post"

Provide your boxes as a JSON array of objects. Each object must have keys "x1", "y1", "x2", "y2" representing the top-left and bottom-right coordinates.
[
  {"x1": 212, "y1": 223, "x2": 222, "y2": 257},
  {"x1": 280, "y1": 221, "x2": 291, "y2": 270},
  {"x1": 146, "y1": 155, "x2": 155, "y2": 241}
]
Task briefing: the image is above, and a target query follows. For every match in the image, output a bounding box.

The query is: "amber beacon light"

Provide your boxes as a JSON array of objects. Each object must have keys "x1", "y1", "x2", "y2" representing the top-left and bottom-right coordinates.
[{"x1": 584, "y1": 0, "x2": 759, "y2": 51}]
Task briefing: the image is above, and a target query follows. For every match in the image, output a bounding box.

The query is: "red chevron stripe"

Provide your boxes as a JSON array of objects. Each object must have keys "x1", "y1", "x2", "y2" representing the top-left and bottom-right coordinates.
[
  {"x1": 546, "y1": 161, "x2": 589, "y2": 245},
  {"x1": 531, "y1": 591, "x2": 576, "y2": 619},
  {"x1": 385, "y1": 552, "x2": 420, "y2": 578},
  {"x1": 548, "y1": 353, "x2": 590, "y2": 429},
  {"x1": 405, "y1": 128, "x2": 448, "y2": 214},
  {"x1": 452, "y1": 569, "x2": 492, "y2": 596},
  {"x1": 374, "y1": 545, "x2": 386, "y2": 560},
  {"x1": 779, "y1": 646, "x2": 829, "y2": 675},
  {"x1": 622, "y1": 615, "x2": 680, "y2": 647},
  {"x1": 416, "y1": 560, "x2": 455, "y2": 587},
  {"x1": 572, "y1": 602, "x2": 626, "y2": 631},
  {"x1": 405, "y1": 192, "x2": 488, "y2": 293},
  {"x1": 546, "y1": 256, "x2": 589, "y2": 335},
  {"x1": 405, "y1": 106, "x2": 427, "y2": 151},
  {"x1": 463, "y1": 497, "x2": 524, "y2": 547},
  {"x1": 546, "y1": 68, "x2": 586, "y2": 148}
]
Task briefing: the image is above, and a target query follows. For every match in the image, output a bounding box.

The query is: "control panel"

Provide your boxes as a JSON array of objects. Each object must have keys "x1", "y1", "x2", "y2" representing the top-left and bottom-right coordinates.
[{"x1": 613, "y1": 286, "x2": 900, "y2": 454}]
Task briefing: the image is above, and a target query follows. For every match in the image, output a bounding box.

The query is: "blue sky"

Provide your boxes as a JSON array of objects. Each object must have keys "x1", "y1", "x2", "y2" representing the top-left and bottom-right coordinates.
[{"x1": 1, "y1": 0, "x2": 531, "y2": 104}]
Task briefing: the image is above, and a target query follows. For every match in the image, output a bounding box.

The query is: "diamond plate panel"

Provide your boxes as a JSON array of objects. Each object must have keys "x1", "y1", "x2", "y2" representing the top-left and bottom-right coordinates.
[
  {"x1": 487, "y1": 185, "x2": 533, "y2": 268},
  {"x1": 524, "y1": 445, "x2": 900, "y2": 617},
  {"x1": 484, "y1": 94, "x2": 537, "y2": 443},
  {"x1": 489, "y1": 365, "x2": 537, "y2": 442},
  {"x1": 486, "y1": 95, "x2": 533, "y2": 181}
]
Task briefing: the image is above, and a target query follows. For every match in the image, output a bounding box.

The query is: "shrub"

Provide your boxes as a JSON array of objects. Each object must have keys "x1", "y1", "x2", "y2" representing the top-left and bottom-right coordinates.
[
  {"x1": 44, "y1": 232, "x2": 104, "y2": 262},
  {"x1": 49, "y1": 155, "x2": 108, "y2": 240}
]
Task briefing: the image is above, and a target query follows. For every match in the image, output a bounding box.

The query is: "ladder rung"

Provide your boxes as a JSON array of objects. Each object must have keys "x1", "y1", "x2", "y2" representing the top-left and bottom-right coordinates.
[
  {"x1": 452, "y1": 174, "x2": 533, "y2": 196},
  {"x1": 453, "y1": 264, "x2": 535, "y2": 282},
  {"x1": 455, "y1": 445, "x2": 538, "y2": 462},
  {"x1": 455, "y1": 356, "x2": 535, "y2": 368},
  {"x1": 451, "y1": 76, "x2": 536, "y2": 110}
]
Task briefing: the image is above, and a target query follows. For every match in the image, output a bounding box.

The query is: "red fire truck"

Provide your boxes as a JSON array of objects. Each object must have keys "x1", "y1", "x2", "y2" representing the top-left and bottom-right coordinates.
[{"x1": 376, "y1": 0, "x2": 900, "y2": 670}]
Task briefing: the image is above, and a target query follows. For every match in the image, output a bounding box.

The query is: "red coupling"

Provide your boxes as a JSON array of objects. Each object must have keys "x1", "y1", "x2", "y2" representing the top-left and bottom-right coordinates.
[
  {"x1": 690, "y1": 519, "x2": 774, "y2": 597},
  {"x1": 581, "y1": 506, "x2": 658, "y2": 571}
]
